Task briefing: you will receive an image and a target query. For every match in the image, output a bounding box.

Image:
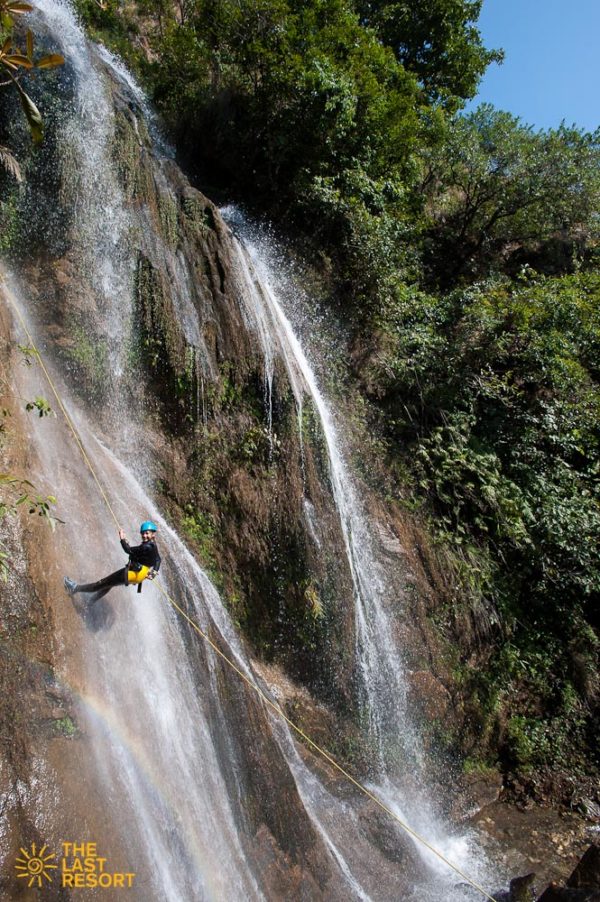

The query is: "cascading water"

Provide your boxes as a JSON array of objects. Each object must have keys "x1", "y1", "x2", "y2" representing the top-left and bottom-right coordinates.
[
  {"x1": 223, "y1": 215, "x2": 412, "y2": 759},
  {"x1": 0, "y1": 0, "x2": 501, "y2": 898},
  {"x1": 222, "y1": 209, "x2": 497, "y2": 889}
]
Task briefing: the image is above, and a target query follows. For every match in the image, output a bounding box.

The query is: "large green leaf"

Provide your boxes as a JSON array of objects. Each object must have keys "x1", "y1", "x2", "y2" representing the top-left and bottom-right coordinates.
[
  {"x1": 4, "y1": 0, "x2": 33, "y2": 13},
  {"x1": 36, "y1": 52, "x2": 64, "y2": 68},
  {"x1": 5, "y1": 52, "x2": 33, "y2": 67},
  {"x1": 15, "y1": 81, "x2": 43, "y2": 142}
]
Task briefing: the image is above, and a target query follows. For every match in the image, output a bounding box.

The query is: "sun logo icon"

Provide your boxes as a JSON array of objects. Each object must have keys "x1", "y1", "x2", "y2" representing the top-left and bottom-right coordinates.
[{"x1": 15, "y1": 843, "x2": 58, "y2": 887}]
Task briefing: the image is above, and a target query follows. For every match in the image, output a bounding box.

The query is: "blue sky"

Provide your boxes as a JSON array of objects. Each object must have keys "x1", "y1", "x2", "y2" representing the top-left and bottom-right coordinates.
[{"x1": 466, "y1": 0, "x2": 600, "y2": 132}]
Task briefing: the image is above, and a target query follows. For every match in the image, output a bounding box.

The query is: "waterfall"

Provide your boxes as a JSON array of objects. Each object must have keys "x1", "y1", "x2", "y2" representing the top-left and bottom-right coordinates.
[
  {"x1": 221, "y1": 209, "x2": 496, "y2": 887},
  {"x1": 223, "y1": 212, "x2": 412, "y2": 761},
  {"x1": 0, "y1": 1, "x2": 499, "y2": 899}
]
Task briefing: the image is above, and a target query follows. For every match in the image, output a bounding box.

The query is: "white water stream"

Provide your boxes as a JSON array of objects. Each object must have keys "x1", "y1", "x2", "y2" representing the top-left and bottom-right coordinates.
[{"x1": 1, "y1": 1, "x2": 499, "y2": 898}]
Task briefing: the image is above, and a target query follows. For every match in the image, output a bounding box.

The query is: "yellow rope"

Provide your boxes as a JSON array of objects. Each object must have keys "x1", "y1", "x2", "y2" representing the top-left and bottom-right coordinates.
[{"x1": 2, "y1": 279, "x2": 499, "y2": 902}]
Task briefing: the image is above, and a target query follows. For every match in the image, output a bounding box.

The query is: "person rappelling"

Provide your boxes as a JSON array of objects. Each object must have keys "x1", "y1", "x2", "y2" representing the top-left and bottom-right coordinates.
[{"x1": 64, "y1": 521, "x2": 161, "y2": 603}]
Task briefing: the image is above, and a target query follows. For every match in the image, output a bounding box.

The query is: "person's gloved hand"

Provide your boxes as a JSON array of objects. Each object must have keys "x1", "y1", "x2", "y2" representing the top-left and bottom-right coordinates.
[{"x1": 147, "y1": 569, "x2": 158, "y2": 581}]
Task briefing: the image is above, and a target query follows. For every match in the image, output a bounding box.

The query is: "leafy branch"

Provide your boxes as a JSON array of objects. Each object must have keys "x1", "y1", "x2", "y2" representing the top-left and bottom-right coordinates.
[
  {"x1": 0, "y1": 473, "x2": 62, "y2": 580},
  {"x1": 0, "y1": 0, "x2": 64, "y2": 172},
  {"x1": 0, "y1": 351, "x2": 61, "y2": 579}
]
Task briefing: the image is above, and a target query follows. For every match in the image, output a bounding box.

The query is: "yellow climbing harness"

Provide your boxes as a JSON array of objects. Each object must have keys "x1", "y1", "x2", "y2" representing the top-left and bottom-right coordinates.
[{"x1": 127, "y1": 565, "x2": 151, "y2": 585}]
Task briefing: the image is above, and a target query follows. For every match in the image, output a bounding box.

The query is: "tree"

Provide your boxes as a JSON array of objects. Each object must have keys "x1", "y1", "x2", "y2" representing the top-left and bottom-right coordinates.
[
  {"x1": 150, "y1": 0, "x2": 421, "y2": 208},
  {"x1": 354, "y1": 0, "x2": 502, "y2": 107},
  {"x1": 421, "y1": 106, "x2": 600, "y2": 284}
]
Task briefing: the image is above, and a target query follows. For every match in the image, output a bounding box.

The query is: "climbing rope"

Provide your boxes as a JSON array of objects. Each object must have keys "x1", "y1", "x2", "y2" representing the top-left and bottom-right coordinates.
[{"x1": 2, "y1": 279, "x2": 499, "y2": 902}]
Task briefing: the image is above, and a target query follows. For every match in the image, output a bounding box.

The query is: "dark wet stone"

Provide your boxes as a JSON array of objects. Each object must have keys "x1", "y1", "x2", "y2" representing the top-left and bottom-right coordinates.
[
  {"x1": 487, "y1": 876, "x2": 536, "y2": 902},
  {"x1": 536, "y1": 883, "x2": 600, "y2": 901},
  {"x1": 510, "y1": 872, "x2": 536, "y2": 901},
  {"x1": 567, "y1": 845, "x2": 600, "y2": 889}
]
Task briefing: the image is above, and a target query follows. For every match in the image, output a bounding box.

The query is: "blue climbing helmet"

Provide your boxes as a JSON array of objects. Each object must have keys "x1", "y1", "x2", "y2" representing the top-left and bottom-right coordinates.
[{"x1": 140, "y1": 521, "x2": 158, "y2": 534}]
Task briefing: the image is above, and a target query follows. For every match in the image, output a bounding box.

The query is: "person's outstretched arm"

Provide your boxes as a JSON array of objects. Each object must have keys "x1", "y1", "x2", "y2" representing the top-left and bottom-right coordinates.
[{"x1": 119, "y1": 528, "x2": 132, "y2": 555}]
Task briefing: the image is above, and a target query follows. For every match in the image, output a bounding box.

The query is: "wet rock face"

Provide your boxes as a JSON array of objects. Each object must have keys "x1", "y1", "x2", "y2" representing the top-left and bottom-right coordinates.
[
  {"x1": 528, "y1": 844, "x2": 600, "y2": 902},
  {"x1": 489, "y1": 845, "x2": 600, "y2": 902},
  {"x1": 407, "y1": 668, "x2": 451, "y2": 720},
  {"x1": 116, "y1": 117, "x2": 359, "y2": 708},
  {"x1": 0, "y1": 318, "x2": 104, "y2": 897},
  {"x1": 204, "y1": 661, "x2": 340, "y2": 896},
  {"x1": 0, "y1": 328, "x2": 53, "y2": 874},
  {"x1": 491, "y1": 873, "x2": 537, "y2": 902},
  {"x1": 9, "y1": 58, "x2": 359, "y2": 711},
  {"x1": 452, "y1": 768, "x2": 504, "y2": 819}
]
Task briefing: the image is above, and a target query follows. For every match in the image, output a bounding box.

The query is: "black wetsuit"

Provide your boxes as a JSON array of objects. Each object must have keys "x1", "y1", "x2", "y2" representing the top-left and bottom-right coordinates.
[{"x1": 74, "y1": 538, "x2": 161, "y2": 602}]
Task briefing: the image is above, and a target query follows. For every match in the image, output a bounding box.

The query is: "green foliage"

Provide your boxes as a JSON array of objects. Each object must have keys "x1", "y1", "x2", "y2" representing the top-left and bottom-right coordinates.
[
  {"x1": 53, "y1": 715, "x2": 76, "y2": 737},
  {"x1": 181, "y1": 508, "x2": 220, "y2": 581},
  {"x1": 0, "y1": 472, "x2": 60, "y2": 579},
  {"x1": 371, "y1": 270, "x2": 600, "y2": 768},
  {"x1": 422, "y1": 106, "x2": 600, "y2": 285},
  {"x1": 377, "y1": 271, "x2": 600, "y2": 616},
  {"x1": 63, "y1": 325, "x2": 109, "y2": 402},
  {"x1": 354, "y1": 0, "x2": 502, "y2": 107},
  {"x1": 303, "y1": 579, "x2": 324, "y2": 620},
  {"x1": 0, "y1": 474, "x2": 58, "y2": 525},
  {"x1": 239, "y1": 424, "x2": 277, "y2": 464},
  {"x1": 0, "y1": 1, "x2": 64, "y2": 144},
  {"x1": 142, "y1": 2, "x2": 598, "y2": 316},
  {"x1": 72, "y1": 0, "x2": 143, "y2": 69},
  {"x1": 0, "y1": 347, "x2": 61, "y2": 579},
  {"x1": 145, "y1": 0, "x2": 429, "y2": 310},
  {"x1": 25, "y1": 395, "x2": 52, "y2": 416},
  {"x1": 416, "y1": 410, "x2": 534, "y2": 548},
  {"x1": 150, "y1": 0, "x2": 422, "y2": 207},
  {"x1": 17, "y1": 343, "x2": 38, "y2": 364},
  {"x1": 462, "y1": 756, "x2": 498, "y2": 777},
  {"x1": 212, "y1": 361, "x2": 242, "y2": 413}
]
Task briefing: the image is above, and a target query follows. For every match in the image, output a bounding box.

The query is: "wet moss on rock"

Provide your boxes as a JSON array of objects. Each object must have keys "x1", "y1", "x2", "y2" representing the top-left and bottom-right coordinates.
[
  {"x1": 157, "y1": 189, "x2": 179, "y2": 250},
  {"x1": 113, "y1": 107, "x2": 142, "y2": 201},
  {"x1": 59, "y1": 316, "x2": 110, "y2": 404}
]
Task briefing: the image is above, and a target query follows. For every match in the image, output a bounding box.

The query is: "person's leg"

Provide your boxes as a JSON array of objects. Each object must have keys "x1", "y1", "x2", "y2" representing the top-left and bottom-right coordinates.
[{"x1": 74, "y1": 568, "x2": 126, "y2": 596}]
